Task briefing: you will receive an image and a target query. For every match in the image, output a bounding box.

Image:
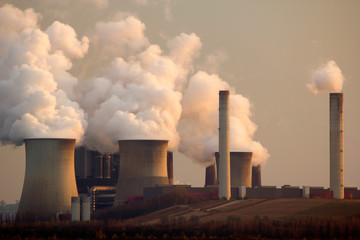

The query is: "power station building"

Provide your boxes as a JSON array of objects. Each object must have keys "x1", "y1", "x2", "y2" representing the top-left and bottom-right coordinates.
[{"x1": 13, "y1": 91, "x2": 359, "y2": 222}]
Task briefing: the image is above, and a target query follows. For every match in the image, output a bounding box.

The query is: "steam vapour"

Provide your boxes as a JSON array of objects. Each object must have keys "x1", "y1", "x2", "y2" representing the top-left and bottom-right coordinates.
[
  {"x1": 307, "y1": 61, "x2": 345, "y2": 94},
  {"x1": 179, "y1": 71, "x2": 269, "y2": 166},
  {"x1": 0, "y1": 3, "x2": 269, "y2": 167},
  {"x1": 82, "y1": 21, "x2": 201, "y2": 153},
  {"x1": 0, "y1": 4, "x2": 87, "y2": 145}
]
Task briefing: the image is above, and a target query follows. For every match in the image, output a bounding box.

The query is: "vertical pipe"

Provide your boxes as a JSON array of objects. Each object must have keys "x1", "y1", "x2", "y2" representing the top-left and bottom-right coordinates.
[
  {"x1": 218, "y1": 90, "x2": 231, "y2": 199},
  {"x1": 330, "y1": 93, "x2": 344, "y2": 199},
  {"x1": 167, "y1": 152, "x2": 174, "y2": 185}
]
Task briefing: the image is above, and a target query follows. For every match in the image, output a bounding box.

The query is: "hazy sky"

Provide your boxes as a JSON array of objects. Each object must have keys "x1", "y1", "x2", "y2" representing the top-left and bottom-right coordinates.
[{"x1": 1, "y1": 0, "x2": 359, "y2": 203}]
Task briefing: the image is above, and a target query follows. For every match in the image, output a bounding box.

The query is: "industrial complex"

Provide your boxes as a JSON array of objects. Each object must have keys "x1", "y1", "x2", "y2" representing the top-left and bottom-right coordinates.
[{"x1": 10, "y1": 91, "x2": 360, "y2": 222}]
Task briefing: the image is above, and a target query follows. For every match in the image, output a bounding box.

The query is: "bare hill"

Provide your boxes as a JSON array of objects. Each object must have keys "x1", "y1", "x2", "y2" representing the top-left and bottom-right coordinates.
[{"x1": 123, "y1": 198, "x2": 360, "y2": 225}]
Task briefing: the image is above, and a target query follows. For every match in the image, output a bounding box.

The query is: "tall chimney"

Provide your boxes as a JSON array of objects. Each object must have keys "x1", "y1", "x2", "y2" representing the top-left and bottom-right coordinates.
[
  {"x1": 330, "y1": 93, "x2": 344, "y2": 199},
  {"x1": 17, "y1": 138, "x2": 78, "y2": 221},
  {"x1": 218, "y1": 90, "x2": 231, "y2": 199},
  {"x1": 252, "y1": 165, "x2": 262, "y2": 188},
  {"x1": 167, "y1": 151, "x2": 174, "y2": 185},
  {"x1": 205, "y1": 163, "x2": 216, "y2": 186}
]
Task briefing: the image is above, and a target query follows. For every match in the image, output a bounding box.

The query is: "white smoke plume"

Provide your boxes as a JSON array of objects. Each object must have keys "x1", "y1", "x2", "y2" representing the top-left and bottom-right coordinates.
[
  {"x1": 82, "y1": 32, "x2": 201, "y2": 153},
  {"x1": 93, "y1": 17, "x2": 149, "y2": 56},
  {"x1": 0, "y1": 4, "x2": 88, "y2": 145},
  {"x1": 0, "y1": 3, "x2": 269, "y2": 168},
  {"x1": 179, "y1": 71, "x2": 270, "y2": 166},
  {"x1": 307, "y1": 60, "x2": 345, "y2": 94}
]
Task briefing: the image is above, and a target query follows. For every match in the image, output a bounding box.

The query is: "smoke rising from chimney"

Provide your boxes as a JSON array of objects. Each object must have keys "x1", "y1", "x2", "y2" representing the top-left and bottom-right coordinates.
[{"x1": 307, "y1": 60, "x2": 345, "y2": 94}]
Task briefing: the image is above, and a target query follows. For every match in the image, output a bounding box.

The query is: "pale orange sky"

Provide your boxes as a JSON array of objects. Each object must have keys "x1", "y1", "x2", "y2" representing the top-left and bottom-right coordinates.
[{"x1": 1, "y1": 0, "x2": 359, "y2": 203}]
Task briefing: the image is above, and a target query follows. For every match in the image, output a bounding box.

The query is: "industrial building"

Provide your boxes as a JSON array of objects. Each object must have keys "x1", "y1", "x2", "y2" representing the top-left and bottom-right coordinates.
[{"x1": 14, "y1": 90, "x2": 359, "y2": 222}]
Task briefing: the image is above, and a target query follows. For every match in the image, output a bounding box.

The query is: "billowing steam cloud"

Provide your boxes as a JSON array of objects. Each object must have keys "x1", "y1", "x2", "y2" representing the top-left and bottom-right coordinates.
[
  {"x1": 82, "y1": 21, "x2": 201, "y2": 153},
  {"x1": 179, "y1": 71, "x2": 269, "y2": 166},
  {"x1": 0, "y1": 3, "x2": 269, "y2": 167},
  {"x1": 0, "y1": 4, "x2": 87, "y2": 145},
  {"x1": 307, "y1": 60, "x2": 345, "y2": 94}
]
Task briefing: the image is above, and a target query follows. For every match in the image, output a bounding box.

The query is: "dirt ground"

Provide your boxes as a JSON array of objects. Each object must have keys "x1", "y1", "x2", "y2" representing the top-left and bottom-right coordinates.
[{"x1": 123, "y1": 198, "x2": 360, "y2": 225}]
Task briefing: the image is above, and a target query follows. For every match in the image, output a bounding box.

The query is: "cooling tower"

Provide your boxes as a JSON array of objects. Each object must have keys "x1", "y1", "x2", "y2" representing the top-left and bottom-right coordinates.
[
  {"x1": 230, "y1": 152, "x2": 252, "y2": 187},
  {"x1": 114, "y1": 140, "x2": 169, "y2": 205},
  {"x1": 215, "y1": 152, "x2": 252, "y2": 188},
  {"x1": 218, "y1": 90, "x2": 231, "y2": 199},
  {"x1": 167, "y1": 151, "x2": 174, "y2": 185},
  {"x1": 17, "y1": 138, "x2": 78, "y2": 222},
  {"x1": 330, "y1": 93, "x2": 344, "y2": 199},
  {"x1": 205, "y1": 163, "x2": 216, "y2": 186},
  {"x1": 252, "y1": 165, "x2": 262, "y2": 188}
]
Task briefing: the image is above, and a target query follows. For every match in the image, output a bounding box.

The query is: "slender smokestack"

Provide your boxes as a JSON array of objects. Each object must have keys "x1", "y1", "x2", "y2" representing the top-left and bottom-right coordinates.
[
  {"x1": 167, "y1": 151, "x2": 174, "y2": 185},
  {"x1": 252, "y1": 165, "x2": 262, "y2": 188},
  {"x1": 17, "y1": 138, "x2": 78, "y2": 222},
  {"x1": 205, "y1": 163, "x2": 216, "y2": 186},
  {"x1": 114, "y1": 140, "x2": 169, "y2": 205},
  {"x1": 218, "y1": 90, "x2": 231, "y2": 199},
  {"x1": 330, "y1": 93, "x2": 344, "y2": 199}
]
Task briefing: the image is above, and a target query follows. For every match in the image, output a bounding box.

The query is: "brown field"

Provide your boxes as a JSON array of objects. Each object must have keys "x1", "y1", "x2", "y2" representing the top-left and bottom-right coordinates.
[{"x1": 123, "y1": 198, "x2": 360, "y2": 225}]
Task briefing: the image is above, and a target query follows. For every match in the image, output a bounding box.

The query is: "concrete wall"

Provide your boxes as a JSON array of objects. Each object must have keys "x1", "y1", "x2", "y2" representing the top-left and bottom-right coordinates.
[
  {"x1": 17, "y1": 138, "x2": 78, "y2": 222},
  {"x1": 114, "y1": 140, "x2": 169, "y2": 205}
]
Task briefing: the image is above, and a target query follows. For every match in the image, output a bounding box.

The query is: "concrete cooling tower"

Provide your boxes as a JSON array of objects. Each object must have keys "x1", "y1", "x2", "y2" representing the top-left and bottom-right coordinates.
[
  {"x1": 330, "y1": 93, "x2": 344, "y2": 199},
  {"x1": 114, "y1": 140, "x2": 169, "y2": 205},
  {"x1": 205, "y1": 164, "x2": 216, "y2": 186},
  {"x1": 218, "y1": 90, "x2": 231, "y2": 199},
  {"x1": 230, "y1": 152, "x2": 252, "y2": 187},
  {"x1": 215, "y1": 152, "x2": 252, "y2": 188},
  {"x1": 167, "y1": 151, "x2": 174, "y2": 185},
  {"x1": 17, "y1": 138, "x2": 78, "y2": 222},
  {"x1": 252, "y1": 165, "x2": 262, "y2": 188}
]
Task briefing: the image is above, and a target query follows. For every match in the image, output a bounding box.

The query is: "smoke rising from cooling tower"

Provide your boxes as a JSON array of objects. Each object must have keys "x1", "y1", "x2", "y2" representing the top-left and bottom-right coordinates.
[
  {"x1": 0, "y1": 3, "x2": 268, "y2": 169},
  {"x1": 179, "y1": 71, "x2": 269, "y2": 166},
  {"x1": 307, "y1": 61, "x2": 345, "y2": 94},
  {"x1": 0, "y1": 4, "x2": 87, "y2": 145}
]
